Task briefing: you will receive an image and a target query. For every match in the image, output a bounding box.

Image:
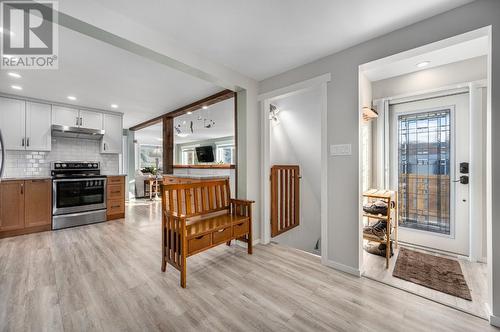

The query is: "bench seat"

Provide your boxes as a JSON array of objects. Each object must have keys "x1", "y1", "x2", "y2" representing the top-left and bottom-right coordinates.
[{"x1": 161, "y1": 178, "x2": 254, "y2": 288}]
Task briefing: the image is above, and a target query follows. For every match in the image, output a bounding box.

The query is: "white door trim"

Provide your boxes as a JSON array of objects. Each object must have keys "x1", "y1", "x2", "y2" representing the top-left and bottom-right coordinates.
[{"x1": 259, "y1": 73, "x2": 330, "y2": 264}]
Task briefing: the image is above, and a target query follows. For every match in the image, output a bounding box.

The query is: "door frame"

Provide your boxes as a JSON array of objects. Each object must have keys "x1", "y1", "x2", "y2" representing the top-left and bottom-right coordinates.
[
  {"x1": 258, "y1": 73, "x2": 330, "y2": 263},
  {"x1": 390, "y1": 103, "x2": 458, "y2": 241},
  {"x1": 375, "y1": 80, "x2": 487, "y2": 259}
]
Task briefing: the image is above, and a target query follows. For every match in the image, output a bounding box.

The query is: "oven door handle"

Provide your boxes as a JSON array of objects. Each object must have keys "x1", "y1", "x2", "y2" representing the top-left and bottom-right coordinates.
[{"x1": 53, "y1": 178, "x2": 107, "y2": 183}]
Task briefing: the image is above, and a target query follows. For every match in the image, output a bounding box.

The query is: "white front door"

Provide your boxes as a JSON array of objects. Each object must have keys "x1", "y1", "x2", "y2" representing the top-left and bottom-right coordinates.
[{"x1": 390, "y1": 93, "x2": 470, "y2": 256}]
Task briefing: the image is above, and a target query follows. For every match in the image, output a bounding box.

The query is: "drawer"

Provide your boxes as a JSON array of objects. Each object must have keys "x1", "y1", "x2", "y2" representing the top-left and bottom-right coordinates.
[
  {"x1": 233, "y1": 220, "x2": 249, "y2": 238},
  {"x1": 163, "y1": 177, "x2": 180, "y2": 185},
  {"x1": 107, "y1": 184, "x2": 124, "y2": 199},
  {"x1": 188, "y1": 233, "x2": 212, "y2": 255},
  {"x1": 212, "y1": 226, "x2": 232, "y2": 245},
  {"x1": 107, "y1": 199, "x2": 125, "y2": 215},
  {"x1": 108, "y1": 176, "x2": 125, "y2": 185}
]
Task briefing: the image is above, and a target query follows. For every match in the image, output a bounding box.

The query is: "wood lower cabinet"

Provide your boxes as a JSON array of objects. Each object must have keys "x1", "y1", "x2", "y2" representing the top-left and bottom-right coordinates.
[
  {"x1": 0, "y1": 179, "x2": 51, "y2": 238},
  {"x1": 0, "y1": 181, "x2": 25, "y2": 232},
  {"x1": 25, "y1": 180, "x2": 52, "y2": 228},
  {"x1": 107, "y1": 176, "x2": 125, "y2": 220}
]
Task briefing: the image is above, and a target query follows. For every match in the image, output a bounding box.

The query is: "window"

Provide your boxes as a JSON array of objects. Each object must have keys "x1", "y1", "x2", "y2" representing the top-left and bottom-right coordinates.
[
  {"x1": 139, "y1": 145, "x2": 162, "y2": 170},
  {"x1": 182, "y1": 148, "x2": 196, "y2": 165},
  {"x1": 216, "y1": 143, "x2": 235, "y2": 164}
]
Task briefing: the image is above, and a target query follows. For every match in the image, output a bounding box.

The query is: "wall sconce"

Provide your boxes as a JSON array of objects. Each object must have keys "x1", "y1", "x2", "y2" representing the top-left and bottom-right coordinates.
[
  {"x1": 362, "y1": 106, "x2": 378, "y2": 122},
  {"x1": 269, "y1": 104, "x2": 280, "y2": 122}
]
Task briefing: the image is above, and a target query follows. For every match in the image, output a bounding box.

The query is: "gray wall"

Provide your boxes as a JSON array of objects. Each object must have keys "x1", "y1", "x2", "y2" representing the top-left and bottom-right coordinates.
[{"x1": 259, "y1": 0, "x2": 500, "y2": 320}]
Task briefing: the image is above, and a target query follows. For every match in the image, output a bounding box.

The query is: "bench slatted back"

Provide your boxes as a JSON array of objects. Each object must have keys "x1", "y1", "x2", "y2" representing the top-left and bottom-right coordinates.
[{"x1": 162, "y1": 179, "x2": 231, "y2": 217}]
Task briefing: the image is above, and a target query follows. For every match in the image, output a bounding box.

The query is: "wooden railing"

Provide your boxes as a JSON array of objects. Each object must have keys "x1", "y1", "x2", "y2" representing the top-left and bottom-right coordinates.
[{"x1": 270, "y1": 165, "x2": 300, "y2": 237}]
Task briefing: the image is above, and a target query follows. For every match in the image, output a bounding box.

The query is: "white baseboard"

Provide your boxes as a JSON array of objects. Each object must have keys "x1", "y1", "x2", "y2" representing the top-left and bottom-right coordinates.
[
  {"x1": 323, "y1": 259, "x2": 361, "y2": 277},
  {"x1": 490, "y1": 314, "x2": 500, "y2": 327},
  {"x1": 235, "y1": 238, "x2": 260, "y2": 248}
]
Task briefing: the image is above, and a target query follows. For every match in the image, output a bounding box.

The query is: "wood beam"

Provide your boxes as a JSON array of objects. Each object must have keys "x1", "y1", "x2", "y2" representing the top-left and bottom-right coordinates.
[
  {"x1": 128, "y1": 89, "x2": 235, "y2": 131},
  {"x1": 163, "y1": 117, "x2": 173, "y2": 174}
]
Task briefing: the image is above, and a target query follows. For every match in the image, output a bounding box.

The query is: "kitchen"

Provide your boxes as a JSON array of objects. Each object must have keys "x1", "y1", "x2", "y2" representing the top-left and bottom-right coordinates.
[
  {"x1": 0, "y1": 96, "x2": 126, "y2": 237},
  {"x1": 0, "y1": 23, "x2": 228, "y2": 240}
]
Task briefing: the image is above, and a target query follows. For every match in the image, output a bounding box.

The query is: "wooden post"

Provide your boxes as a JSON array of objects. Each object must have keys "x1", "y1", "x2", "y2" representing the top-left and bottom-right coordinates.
[{"x1": 163, "y1": 117, "x2": 173, "y2": 175}]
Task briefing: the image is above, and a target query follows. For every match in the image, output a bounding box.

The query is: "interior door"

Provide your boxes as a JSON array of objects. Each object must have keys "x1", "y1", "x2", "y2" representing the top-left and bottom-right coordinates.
[
  {"x1": 390, "y1": 93, "x2": 469, "y2": 255},
  {"x1": 26, "y1": 102, "x2": 52, "y2": 151}
]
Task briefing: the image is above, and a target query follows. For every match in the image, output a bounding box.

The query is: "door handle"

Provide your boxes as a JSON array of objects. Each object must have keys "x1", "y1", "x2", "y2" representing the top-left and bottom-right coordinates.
[
  {"x1": 21, "y1": 138, "x2": 25, "y2": 147},
  {"x1": 104, "y1": 143, "x2": 107, "y2": 151},
  {"x1": 76, "y1": 117, "x2": 79, "y2": 126},
  {"x1": 26, "y1": 138, "x2": 29, "y2": 147},
  {"x1": 453, "y1": 176, "x2": 469, "y2": 184},
  {"x1": 80, "y1": 117, "x2": 83, "y2": 126},
  {"x1": 20, "y1": 183, "x2": 24, "y2": 195}
]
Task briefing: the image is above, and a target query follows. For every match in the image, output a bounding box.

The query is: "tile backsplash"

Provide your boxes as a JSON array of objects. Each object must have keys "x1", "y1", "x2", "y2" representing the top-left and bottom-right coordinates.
[{"x1": 3, "y1": 137, "x2": 119, "y2": 178}]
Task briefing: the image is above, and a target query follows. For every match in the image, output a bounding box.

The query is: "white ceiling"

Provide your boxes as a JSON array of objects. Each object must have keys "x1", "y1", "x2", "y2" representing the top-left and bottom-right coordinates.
[
  {"x1": 134, "y1": 98, "x2": 235, "y2": 145},
  {"x1": 363, "y1": 36, "x2": 489, "y2": 81},
  {"x1": 94, "y1": 0, "x2": 474, "y2": 80},
  {"x1": 0, "y1": 25, "x2": 222, "y2": 128}
]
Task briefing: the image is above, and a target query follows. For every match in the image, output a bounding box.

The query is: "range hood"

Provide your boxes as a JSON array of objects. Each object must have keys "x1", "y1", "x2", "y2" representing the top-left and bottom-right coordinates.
[{"x1": 51, "y1": 125, "x2": 105, "y2": 140}]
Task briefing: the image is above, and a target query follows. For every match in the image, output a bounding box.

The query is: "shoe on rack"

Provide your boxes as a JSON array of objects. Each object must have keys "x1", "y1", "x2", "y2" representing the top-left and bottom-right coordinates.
[
  {"x1": 363, "y1": 220, "x2": 387, "y2": 239},
  {"x1": 364, "y1": 241, "x2": 393, "y2": 257},
  {"x1": 363, "y1": 200, "x2": 388, "y2": 216}
]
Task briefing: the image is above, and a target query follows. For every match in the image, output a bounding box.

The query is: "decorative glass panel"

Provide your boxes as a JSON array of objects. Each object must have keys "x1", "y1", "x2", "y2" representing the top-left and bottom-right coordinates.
[{"x1": 398, "y1": 109, "x2": 451, "y2": 235}]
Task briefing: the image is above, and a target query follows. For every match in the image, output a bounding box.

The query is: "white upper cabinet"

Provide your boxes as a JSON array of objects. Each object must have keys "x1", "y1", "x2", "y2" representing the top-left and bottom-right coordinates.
[
  {"x1": 0, "y1": 97, "x2": 26, "y2": 150},
  {"x1": 0, "y1": 97, "x2": 52, "y2": 151},
  {"x1": 26, "y1": 102, "x2": 52, "y2": 151},
  {"x1": 79, "y1": 110, "x2": 103, "y2": 130},
  {"x1": 101, "y1": 113, "x2": 122, "y2": 154},
  {"x1": 52, "y1": 106, "x2": 80, "y2": 127}
]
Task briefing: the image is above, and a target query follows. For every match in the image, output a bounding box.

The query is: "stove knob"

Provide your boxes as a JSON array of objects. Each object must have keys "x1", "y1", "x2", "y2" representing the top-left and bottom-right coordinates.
[
  {"x1": 55, "y1": 163, "x2": 60, "y2": 169},
  {"x1": 93, "y1": 163, "x2": 98, "y2": 168},
  {"x1": 61, "y1": 163, "x2": 67, "y2": 168},
  {"x1": 87, "y1": 163, "x2": 92, "y2": 168}
]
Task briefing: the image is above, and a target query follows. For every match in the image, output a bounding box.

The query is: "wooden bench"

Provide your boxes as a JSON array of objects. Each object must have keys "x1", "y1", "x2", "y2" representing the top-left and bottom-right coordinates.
[{"x1": 161, "y1": 178, "x2": 254, "y2": 288}]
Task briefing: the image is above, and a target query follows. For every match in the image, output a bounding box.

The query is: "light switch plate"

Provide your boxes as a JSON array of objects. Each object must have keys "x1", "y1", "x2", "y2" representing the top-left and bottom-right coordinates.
[{"x1": 330, "y1": 144, "x2": 352, "y2": 156}]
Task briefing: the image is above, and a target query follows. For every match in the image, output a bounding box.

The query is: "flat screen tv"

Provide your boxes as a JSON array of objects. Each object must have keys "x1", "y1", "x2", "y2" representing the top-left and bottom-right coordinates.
[{"x1": 195, "y1": 146, "x2": 215, "y2": 163}]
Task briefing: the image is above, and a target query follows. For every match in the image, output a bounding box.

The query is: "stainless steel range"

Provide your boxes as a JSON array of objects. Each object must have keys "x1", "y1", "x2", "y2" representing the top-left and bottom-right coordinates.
[{"x1": 52, "y1": 162, "x2": 107, "y2": 230}]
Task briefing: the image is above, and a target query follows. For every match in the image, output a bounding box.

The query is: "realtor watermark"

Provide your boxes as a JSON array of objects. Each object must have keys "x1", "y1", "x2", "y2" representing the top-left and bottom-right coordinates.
[{"x1": 1, "y1": 1, "x2": 58, "y2": 69}]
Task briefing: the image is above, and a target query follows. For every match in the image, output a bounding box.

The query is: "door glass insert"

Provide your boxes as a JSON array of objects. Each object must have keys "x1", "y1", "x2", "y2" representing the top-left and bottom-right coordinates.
[{"x1": 398, "y1": 109, "x2": 451, "y2": 235}]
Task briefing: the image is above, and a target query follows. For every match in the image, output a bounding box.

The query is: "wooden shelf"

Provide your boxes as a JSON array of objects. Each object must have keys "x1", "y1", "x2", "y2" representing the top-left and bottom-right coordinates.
[
  {"x1": 363, "y1": 213, "x2": 388, "y2": 220},
  {"x1": 362, "y1": 189, "x2": 399, "y2": 269}
]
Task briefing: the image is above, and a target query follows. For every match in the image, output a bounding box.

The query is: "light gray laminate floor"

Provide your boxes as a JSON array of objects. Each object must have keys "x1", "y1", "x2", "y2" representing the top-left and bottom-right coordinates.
[
  {"x1": 363, "y1": 243, "x2": 489, "y2": 319},
  {"x1": 0, "y1": 199, "x2": 496, "y2": 331}
]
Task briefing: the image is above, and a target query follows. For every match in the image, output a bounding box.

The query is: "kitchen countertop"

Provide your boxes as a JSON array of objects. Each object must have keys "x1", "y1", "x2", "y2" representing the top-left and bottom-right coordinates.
[
  {"x1": 0, "y1": 176, "x2": 52, "y2": 181},
  {"x1": 165, "y1": 174, "x2": 229, "y2": 180}
]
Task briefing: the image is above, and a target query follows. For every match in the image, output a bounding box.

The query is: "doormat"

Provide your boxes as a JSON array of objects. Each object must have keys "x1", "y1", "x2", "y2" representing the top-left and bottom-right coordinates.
[{"x1": 393, "y1": 248, "x2": 472, "y2": 301}]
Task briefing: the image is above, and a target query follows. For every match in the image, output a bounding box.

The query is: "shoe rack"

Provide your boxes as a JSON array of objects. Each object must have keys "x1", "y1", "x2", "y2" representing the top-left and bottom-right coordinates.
[{"x1": 362, "y1": 189, "x2": 399, "y2": 269}]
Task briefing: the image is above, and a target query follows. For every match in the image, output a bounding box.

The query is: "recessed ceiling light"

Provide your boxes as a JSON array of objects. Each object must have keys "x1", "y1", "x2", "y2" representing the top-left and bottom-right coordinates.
[
  {"x1": 416, "y1": 61, "x2": 431, "y2": 68},
  {"x1": 202, "y1": 105, "x2": 208, "y2": 110},
  {"x1": 67, "y1": 96, "x2": 77, "y2": 101},
  {"x1": 110, "y1": 104, "x2": 119, "y2": 109},
  {"x1": 8, "y1": 72, "x2": 21, "y2": 78},
  {"x1": 186, "y1": 111, "x2": 193, "y2": 115},
  {"x1": 11, "y1": 85, "x2": 22, "y2": 90}
]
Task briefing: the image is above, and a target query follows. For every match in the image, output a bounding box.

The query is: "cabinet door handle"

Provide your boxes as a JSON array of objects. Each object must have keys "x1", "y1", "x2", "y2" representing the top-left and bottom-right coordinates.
[
  {"x1": 26, "y1": 138, "x2": 30, "y2": 147},
  {"x1": 20, "y1": 183, "x2": 24, "y2": 195},
  {"x1": 104, "y1": 143, "x2": 107, "y2": 151},
  {"x1": 76, "y1": 117, "x2": 79, "y2": 126},
  {"x1": 21, "y1": 138, "x2": 25, "y2": 147},
  {"x1": 80, "y1": 117, "x2": 83, "y2": 126}
]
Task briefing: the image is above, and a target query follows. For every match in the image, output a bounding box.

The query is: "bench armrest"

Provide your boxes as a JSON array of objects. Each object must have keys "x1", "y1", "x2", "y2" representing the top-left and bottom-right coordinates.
[
  {"x1": 230, "y1": 198, "x2": 255, "y2": 206},
  {"x1": 164, "y1": 210, "x2": 186, "y2": 219}
]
